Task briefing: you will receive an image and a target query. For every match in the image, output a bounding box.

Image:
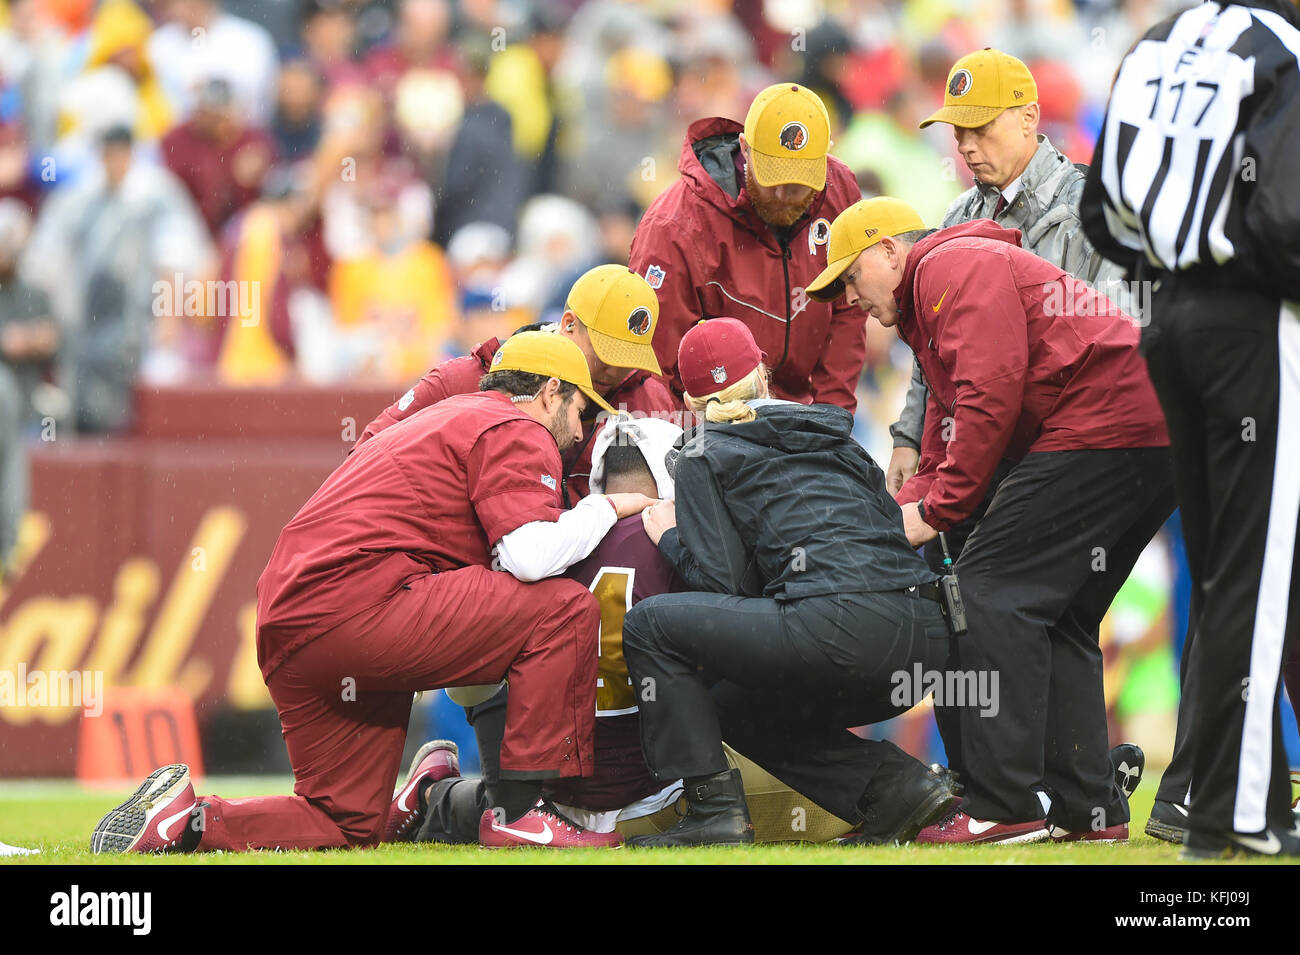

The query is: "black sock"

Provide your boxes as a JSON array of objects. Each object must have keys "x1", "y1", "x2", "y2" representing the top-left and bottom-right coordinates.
[
  {"x1": 486, "y1": 779, "x2": 543, "y2": 824},
  {"x1": 181, "y1": 803, "x2": 206, "y2": 852},
  {"x1": 416, "y1": 777, "x2": 435, "y2": 813}
]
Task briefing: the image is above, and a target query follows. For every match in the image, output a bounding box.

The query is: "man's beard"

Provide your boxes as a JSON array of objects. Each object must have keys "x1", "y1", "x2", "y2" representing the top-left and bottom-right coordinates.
[
  {"x1": 744, "y1": 163, "x2": 816, "y2": 228},
  {"x1": 547, "y1": 398, "x2": 580, "y2": 450}
]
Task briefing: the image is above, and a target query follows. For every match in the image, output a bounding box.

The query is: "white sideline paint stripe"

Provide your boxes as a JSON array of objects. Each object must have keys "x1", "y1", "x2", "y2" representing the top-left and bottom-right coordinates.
[{"x1": 1235, "y1": 300, "x2": 1300, "y2": 833}]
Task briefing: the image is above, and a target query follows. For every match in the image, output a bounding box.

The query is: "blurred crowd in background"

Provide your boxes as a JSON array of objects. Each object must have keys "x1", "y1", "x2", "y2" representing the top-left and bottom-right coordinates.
[
  {"x1": 0, "y1": 0, "x2": 1190, "y2": 437},
  {"x1": 2, "y1": 0, "x2": 1222, "y2": 766}
]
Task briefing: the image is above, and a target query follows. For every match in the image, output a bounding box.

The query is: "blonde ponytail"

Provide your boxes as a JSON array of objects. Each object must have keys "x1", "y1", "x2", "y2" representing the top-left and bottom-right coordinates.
[{"x1": 684, "y1": 365, "x2": 768, "y2": 424}]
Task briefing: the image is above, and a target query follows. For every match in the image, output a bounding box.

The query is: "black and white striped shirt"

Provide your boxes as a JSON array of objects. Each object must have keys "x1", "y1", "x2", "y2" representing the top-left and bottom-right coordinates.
[{"x1": 1081, "y1": 0, "x2": 1300, "y2": 296}]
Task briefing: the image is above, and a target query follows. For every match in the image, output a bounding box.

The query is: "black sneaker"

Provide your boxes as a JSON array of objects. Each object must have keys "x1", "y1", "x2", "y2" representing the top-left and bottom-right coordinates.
[
  {"x1": 1109, "y1": 743, "x2": 1145, "y2": 800},
  {"x1": 1146, "y1": 798, "x2": 1189, "y2": 844},
  {"x1": 848, "y1": 762, "x2": 960, "y2": 846},
  {"x1": 1181, "y1": 823, "x2": 1300, "y2": 860}
]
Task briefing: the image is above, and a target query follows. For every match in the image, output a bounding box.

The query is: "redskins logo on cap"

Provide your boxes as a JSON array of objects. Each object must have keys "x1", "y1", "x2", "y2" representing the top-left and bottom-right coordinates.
[
  {"x1": 627, "y1": 306, "x2": 652, "y2": 336},
  {"x1": 779, "y1": 122, "x2": 809, "y2": 151},
  {"x1": 948, "y1": 69, "x2": 973, "y2": 98}
]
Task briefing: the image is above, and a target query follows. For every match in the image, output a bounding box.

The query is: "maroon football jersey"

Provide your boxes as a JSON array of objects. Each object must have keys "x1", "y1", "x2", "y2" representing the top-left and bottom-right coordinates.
[{"x1": 545, "y1": 516, "x2": 682, "y2": 812}]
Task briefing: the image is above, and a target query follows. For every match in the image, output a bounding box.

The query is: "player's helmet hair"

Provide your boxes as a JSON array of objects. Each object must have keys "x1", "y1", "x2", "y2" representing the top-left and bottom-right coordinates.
[
  {"x1": 601, "y1": 442, "x2": 655, "y2": 485},
  {"x1": 479, "y1": 369, "x2": 579, "y2": 402}
]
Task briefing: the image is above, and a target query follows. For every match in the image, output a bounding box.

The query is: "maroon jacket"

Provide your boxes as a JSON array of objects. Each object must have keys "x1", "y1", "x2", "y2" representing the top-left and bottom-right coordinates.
[
  {"x1": 257, "y1": 392, "x2": 564, "y2": 678},
  {"x1": 356, "y1": 337, "x2": 681, "y2": 500},
  {"x1": 895, "y1": 220, "x2": 1170, "y2": 531},
  {"x1": 161, "y1": 121, "x2": 276, "y2": 237},
  {"x1": 628, "y1": 117, "x2": 867, "y2": 411}
]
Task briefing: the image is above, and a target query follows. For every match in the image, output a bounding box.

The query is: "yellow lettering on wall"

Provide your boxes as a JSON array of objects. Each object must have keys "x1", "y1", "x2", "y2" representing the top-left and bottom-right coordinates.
[
  {"x1": 129, "y1": 506, "x2": 246, "y2": 695},
  {"x1": 0, "y1": 512, "x2": 51, "y2": 607},
  {"x1": 226, "y1": 601, "x2": 271, "y2": 709},
  {"x1": 0, "y1": 596, "x2": 98, "y2": 725},
  {"x1": 83, "y1": 558, "x2": 159, "y2": 686}
]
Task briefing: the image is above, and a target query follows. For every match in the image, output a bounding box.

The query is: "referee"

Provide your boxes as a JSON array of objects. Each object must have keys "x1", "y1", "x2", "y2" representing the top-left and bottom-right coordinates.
[{"x1": 1081, "y1": 0, "x2": 1300, "y2": 859}]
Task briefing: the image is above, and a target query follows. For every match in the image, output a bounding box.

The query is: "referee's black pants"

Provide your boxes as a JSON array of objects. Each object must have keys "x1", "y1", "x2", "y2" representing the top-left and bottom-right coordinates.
[
  {"x1": 621, "y1": 588, "x2": 948, "y2": 824},
  {"x1": 948, "y1": 447, "x2": 1175, "y2": 828},
  {"x1": 1141, "y1": 277, "x2": 1300, "y2": 836}
]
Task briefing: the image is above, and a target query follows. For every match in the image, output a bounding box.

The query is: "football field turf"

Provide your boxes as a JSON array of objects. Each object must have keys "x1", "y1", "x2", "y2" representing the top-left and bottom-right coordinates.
[{"x1": 1, "y1": 772, "x2": 1296, "y2": 864}]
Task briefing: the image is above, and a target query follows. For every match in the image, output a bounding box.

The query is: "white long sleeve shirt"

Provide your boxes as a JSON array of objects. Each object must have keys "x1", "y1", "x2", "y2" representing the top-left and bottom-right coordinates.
[{"x1": 492, "y1": 494, "x2": 619, "y2": 582}]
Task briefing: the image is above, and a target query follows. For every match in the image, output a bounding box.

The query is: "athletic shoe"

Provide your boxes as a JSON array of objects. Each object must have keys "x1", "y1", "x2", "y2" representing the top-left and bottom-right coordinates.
[
  {"x1": 1145, "y1": 799, "x2": 1189, "y2": 844},
  {"x1": 90, "y1": 764, "x2": 198, "y2": 854},
  {"x1": 479, "y1": 799, "x2": 623, "y2": 849},
  {"x1": 1109, "y1": 743, "x2": 1145, "y2": 800},
  {"x1": 1181, "y1": 824, "x2": 1300, "y2": 860},
  {"x1": 1048, "y1": 822, "x2": 1129, "y2": 842},
  {"x1": 915, "y1": 808, "x2": 1048, "y2": 845},
  {"x1": 383, "y1": 739, "x2": 460, "y2": 843}
]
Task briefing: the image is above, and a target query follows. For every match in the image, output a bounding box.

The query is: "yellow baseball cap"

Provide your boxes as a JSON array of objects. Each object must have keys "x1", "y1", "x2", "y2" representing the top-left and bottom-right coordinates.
[
  {"x1": 566, "y1": 264, "x2": 662, "y2": 376},
  {"x1": 806, "y1": 197, "x2": 926, "y2": 302},
  {"x1": 489, "y1": 331, "x2": 616, "y2": 414},
  {"x1": 919, "y1": 49, "x2": 1038, "y2": 129},
  {"x1": 743, "y1": 83, "x2": 831, "y2": 191}
]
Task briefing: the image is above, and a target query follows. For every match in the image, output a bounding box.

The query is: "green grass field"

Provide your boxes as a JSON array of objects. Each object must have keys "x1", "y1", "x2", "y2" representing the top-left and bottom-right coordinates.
[{"x1": 1, "y1": 772, "x2": 1295, "y2": 864}]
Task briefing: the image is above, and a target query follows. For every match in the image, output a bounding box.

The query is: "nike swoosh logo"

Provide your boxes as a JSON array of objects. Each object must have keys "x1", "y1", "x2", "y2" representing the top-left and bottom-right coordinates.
[
  {"x1": 396, "y1": 783, "x2": 417, "y2": 814},
  {"x1": 495, "y1": 823, "x2": 554, "y2": 845},
  {"x1": 931, "y1": 286, "x2": 950, "y2": 312},
  {"x1": 967, "y1": 818, "x2": 999, "y2": 834},
  {"x1": 1233, "y1": 830, "x2": 1281, "y2": 854},
  {"x1": 157, "y1": 803, "x2": 196, "y2": 843},
  {"x1": 1172, "y1": 804, "x2": 1189, "y2": 817}
]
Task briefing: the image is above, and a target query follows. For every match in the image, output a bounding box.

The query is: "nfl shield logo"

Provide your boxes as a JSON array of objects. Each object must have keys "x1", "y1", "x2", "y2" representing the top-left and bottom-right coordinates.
[
  {"x1": 541, "y1": 473, "x2": 557, "y2": 490},
  {"x1": 645, "y1": 265, "x2": 666, "y2": 289},
  {"x1": 711, "y1": 366, "x2": 728, "y2": 384}
]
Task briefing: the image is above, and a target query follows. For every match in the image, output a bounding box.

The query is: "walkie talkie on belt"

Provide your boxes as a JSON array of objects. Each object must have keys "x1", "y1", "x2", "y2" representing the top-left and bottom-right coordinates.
[{"x1": 936, "y1": 532, "x2": 968, "y2": 637}]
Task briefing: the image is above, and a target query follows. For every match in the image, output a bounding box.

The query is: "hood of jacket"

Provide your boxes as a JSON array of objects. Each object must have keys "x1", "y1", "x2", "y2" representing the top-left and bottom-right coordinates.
[
  {"x1": 711, "y1": 400, "x2": 855, "y2": 455},
  {"x1": 895, "y1": 219, "x2": 1024, "y2": 317},
  {"x1": 469, "y1": 336, "x2": 503, "y2": 372},
  {"x1": 676, "y1": 117, "x2": 836, "y2": 249}
]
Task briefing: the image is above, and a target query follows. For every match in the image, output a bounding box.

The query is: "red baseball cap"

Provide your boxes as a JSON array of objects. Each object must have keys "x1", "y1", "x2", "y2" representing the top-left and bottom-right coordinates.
[{"x1": 678, "y1": 318, "x2": 766, "y2": 398}]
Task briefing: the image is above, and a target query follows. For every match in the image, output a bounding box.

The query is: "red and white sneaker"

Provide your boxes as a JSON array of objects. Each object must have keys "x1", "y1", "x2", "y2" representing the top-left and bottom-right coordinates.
[
  {"x1": 1048, "y1": 823, "x2": 1129, "y2": 842},
  {"x1": 90, "y1": 764, "x2": 198, "y2": 854},
  {"x1": 915, "y1": 808, "x2": 1049, "y2": 845},
  {"x1": 479, "y1": 800, "x2": 623, "y2": 849},
  {"x1": 384, "y1": 739, "x2": 460, "y2": 843}
]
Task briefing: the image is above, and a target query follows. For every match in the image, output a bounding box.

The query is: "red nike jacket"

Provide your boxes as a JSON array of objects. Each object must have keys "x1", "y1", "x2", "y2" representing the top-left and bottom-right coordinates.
[
  {"x1": 894, "y1": 220, "x2": 1170, "y2": 531},
  {"x1": 629, "y1": 117, "x2": 868, "y2": 411}
]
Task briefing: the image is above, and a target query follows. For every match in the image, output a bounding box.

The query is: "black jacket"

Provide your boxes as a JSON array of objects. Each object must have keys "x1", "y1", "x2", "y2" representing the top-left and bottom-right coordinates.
[{"x1": 658, "y1": 401, "x2": 936, "y2": 601}]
